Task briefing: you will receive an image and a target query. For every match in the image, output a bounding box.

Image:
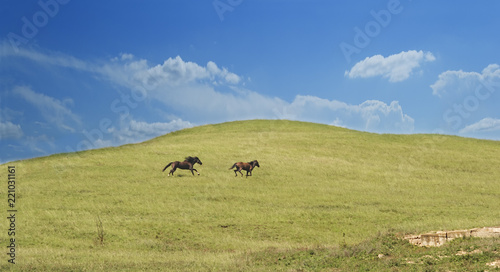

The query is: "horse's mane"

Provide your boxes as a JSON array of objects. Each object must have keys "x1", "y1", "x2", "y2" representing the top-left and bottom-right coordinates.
[{"x1": 185, "y1": 156, "x2": 198, "y2": 163}]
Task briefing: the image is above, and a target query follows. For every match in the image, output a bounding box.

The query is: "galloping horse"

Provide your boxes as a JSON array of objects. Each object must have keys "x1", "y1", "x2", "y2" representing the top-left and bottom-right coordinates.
[
  {"x1": 229, "y1": 160, "x2": 260, "y2": 177},
  {"x1": 162, "y1": 156, "x2": 202, "y2": 176}
]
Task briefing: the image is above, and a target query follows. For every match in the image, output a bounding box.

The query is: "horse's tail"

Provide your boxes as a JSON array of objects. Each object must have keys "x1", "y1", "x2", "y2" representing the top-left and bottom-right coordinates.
[
  {"x1": 228, "y1": 163, "x2": 237, "y2": 170},
  {"x1": 162, "y1": 162, "x2": 173, "y2": 172}
]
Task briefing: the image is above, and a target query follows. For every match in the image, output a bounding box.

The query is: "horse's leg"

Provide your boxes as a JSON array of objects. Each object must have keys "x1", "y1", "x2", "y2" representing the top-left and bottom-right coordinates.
[
  {"x1": 190, "y1": 167, "x2": 199, "y2": 176},
  {"x1": 185, "y1": 164, "x2": 193, "y2": 176},
  {"x1": 188, "y1": 163, "x2": 200, "y2": 176},
  {"x1": 234, "y1": 170, "x2": 238, "y2": 177},
  {"x1": 169, "y1": 166, "x2": 176, "y2": 176}
]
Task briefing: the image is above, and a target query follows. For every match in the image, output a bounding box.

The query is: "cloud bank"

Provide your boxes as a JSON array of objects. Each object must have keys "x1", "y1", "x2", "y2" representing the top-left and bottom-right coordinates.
[
  {"x1": 106, "y1": 119, "x2": 195, "y2": 146},
  {"x1": 280, "y1": 96, "x2": 414, "y2": 133},
  {"x1": 460, "y1": 118, "x2": 500, "y2": 134},
  {"x1": 430, "y1": 64, "x2": 500, "y2": 137},
  {"x1": 13, "y1": 85, "x2": 81, "y2": 132},
  {"x1": 0, "y1": 121, "x2": 23, "y2": 140},
  {"x1": 2, "y1": 45, "x2": 416, "y2": 155},
  {"x1": 431, "y1": 64, "x2": 500, "y2": 98},
  {"x1": 103, "y1": 54, "x2": 415, "y2": 134}
]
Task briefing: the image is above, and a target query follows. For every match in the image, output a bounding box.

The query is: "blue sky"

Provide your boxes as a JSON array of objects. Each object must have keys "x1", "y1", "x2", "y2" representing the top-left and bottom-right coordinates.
[{"x1": 1, "y1": 0, "x2": 500, "y2": 163}]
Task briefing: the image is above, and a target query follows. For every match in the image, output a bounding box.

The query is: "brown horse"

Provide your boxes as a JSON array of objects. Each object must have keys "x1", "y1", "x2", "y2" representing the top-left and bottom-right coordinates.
[
  {"x1": 162, "y1": 156, "x2": 202, "y2": 176},
  {"x1": 229, "y1": 160, "x2": 260, "y2": 177}
]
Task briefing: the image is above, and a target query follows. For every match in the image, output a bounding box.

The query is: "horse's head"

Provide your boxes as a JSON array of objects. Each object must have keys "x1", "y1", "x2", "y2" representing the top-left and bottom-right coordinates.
[
  {"x1": 195, "y1": 157, "x2": 203, "y2": 165},
  {"x1": 251, "y1": 160, "x2": 260, "y2": 168},
  {"x1": 186, "y1": 156, "x2": 202, "y2": 165}
]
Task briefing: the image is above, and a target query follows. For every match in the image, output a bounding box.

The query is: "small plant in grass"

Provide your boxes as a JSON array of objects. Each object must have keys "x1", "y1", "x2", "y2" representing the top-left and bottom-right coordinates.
[{"x1": 95, "y1": 215, "x2": 104, "y2": 246}]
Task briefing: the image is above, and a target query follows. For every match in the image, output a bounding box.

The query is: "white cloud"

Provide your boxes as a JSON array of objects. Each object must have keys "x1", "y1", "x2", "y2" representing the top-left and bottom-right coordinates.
[
  {"x1": 0, "y1": 121, "x2": 23, "y2": 139},
  {"x1": 68, "y1": 118, "x2": 195, "y2": 152},
  {"x1": 206, "y1": 61, "x2": 241, "y2": 84},
  {"x1": 430, "y1": 70, "x2": 480, "y2": 97},
  {"x1": 459, "y1": 118, "x2": 500, "y2": 134},
  {"x1": 279, "y1": 96, "x2": 414, "y2": 133},
  {"x1": 120, "y1": 53, "x2": 134, "y2": 61},
  {"x1": 106, "y1": 119, "x2": 194, "y2": 146},
  {"x1": 345, "y1": 50, "x2": 435, "y2": 82},
  {"x1": 13, "y1": 86, "x2": 81, "y2": 132},
  {"x1": 97, "y1": 55, "x2": 285, "y2": 123},
  {"x1": 0, "y1": 41, "x2": 90, "y2": 71},
  {"x1": 128, "y1": 119, "x2": 194, "y2": 137},
  {"x1": 117, "y1": 55, "x2": 241, "y2": 89},
  {"x1": 150, "y1": 84, "x2": 288, "y2": 123},
  {"x1": 148, "y1": 56, "x2": 210, "y2": 85},
  {"x1": 431, "y1": 64, "x2": 500, "y2": 98}
]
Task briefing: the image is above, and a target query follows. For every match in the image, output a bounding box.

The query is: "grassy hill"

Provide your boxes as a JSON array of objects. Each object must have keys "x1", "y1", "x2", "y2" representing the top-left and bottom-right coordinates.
[{"x1": 1, "y1": 119, "x2": 499, "y2": 271}]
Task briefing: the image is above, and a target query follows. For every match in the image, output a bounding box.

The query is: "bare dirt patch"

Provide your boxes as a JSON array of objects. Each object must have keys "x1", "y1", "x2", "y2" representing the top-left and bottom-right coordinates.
[
  {"x1": 487, "y1": 259, "x2": 500, "y2": 268},
  {"x1": 405, "y1": 227, "x2": 500, "y2": 247}
]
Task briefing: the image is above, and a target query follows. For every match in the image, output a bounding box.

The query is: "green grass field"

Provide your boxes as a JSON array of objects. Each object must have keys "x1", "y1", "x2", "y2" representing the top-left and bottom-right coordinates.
[{"x1": 1, "y1": 119, "x2": 499, "y2": 271}]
